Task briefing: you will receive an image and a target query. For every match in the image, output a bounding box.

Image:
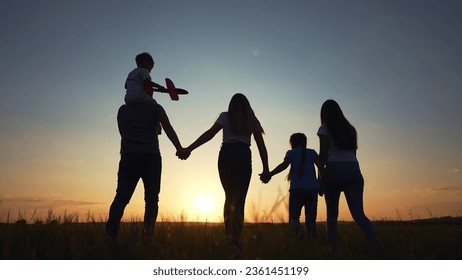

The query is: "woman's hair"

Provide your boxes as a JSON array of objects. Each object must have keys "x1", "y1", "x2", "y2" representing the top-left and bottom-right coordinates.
[
  {"x1": 320, "y1": 99, "x2": 357, "y2": 150},
  {"x1": 227, "y1": 93, "x2": 263, "y2": 135},
  {"x1": 135, "y1": 52, "x2": 154, "y2": 68},
  {"x1": 287, "y1": 133, "x2": 307, "y2": 181}
]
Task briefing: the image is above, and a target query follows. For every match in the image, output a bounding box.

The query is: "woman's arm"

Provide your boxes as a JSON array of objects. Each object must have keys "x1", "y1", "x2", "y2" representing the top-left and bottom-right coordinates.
[
  {"x1": 253, "y1": 131, "x2": 269, "y2": 174},
  {"x1": 318, "y1": 135, "x2": 329, "y2": 168},
  {"x1": 314, "y1": 154, "x2": 323, "y2": 171},
  {"x1": 187, "y1": 122, "x2": 223, "y2": 152},
  {"x1": 318, "y1": 134, "x2": 329, "y2": 193}
]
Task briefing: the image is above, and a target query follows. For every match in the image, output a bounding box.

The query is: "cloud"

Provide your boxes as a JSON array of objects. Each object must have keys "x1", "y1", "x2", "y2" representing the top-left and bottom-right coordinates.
[
  {"x1": 408, "y1": 201, "x2": 462, "y2": 210},
  {"x1": 431, "y1": 186, "x2": 462, "y2": 192},
  {"x1": 0, "y1": 195, "x2": 108, "y2": 222},
  {"x1": 0, "y1": 196, "x2": 102, "y2": 205},
  {"x1": 449, "y1": 168, "x2": 460, "y2": 174},
  {"x1": 0, "y1": 195, "x2": 104, "y2": 211}
]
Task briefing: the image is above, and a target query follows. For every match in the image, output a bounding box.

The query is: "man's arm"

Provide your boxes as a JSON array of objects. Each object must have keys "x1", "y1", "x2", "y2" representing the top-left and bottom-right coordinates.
[{"x1": 158, "y1": 109, "x2": 182, "y2": 151}]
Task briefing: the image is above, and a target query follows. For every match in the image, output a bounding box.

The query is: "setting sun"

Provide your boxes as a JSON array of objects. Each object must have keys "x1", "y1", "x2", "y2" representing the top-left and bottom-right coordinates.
[{"x1": 193, "y1": 194, "x2": 215, "y2": 213}]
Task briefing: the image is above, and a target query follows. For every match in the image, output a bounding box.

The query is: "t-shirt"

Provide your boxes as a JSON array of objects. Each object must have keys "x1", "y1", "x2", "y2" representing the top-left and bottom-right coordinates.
[
  {"x1": 117, "y1": 102, "x2": 164, "y2": 155},
  {"x1": 215, "y1": 112, "x2": 263, "y2": 145},
  {"x1": 124, "y1": 67, "x2": 153, "y2": 104},
  {"x1": 317, "y1": 125, "x2": 357, "y2": 162},
  {"x1": 285, "y1": 147, "x2": 320, "y2": 190}
]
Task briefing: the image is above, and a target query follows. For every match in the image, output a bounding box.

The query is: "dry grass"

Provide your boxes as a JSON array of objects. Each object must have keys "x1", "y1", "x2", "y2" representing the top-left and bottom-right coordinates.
[{"x1": 1, "y1": 214, "x2": 461, "y2": 260}]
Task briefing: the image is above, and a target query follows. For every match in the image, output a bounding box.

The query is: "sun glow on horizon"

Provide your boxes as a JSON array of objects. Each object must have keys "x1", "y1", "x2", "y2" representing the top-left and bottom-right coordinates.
[
  {"x1": 191, "y1": 193, "x2": 218, "y2": 221},
  {"x1": 192, "y1": 193, "x2": 215, "y2": 213}
]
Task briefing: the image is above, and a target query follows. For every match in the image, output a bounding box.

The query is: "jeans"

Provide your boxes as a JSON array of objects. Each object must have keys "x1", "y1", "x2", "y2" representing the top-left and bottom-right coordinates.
[
  {"x1": 324, "y1": 161, "x2": 378, "y2": 245},
  {"x1": 106, "y1": 154, "x2": 162, "y2": 238},
  {"x1": 218, "y1": 143, "x2": 252, "y2": 248},
  {"x1": 289, "y1": 189, "x2": 318, "y2": 237}
]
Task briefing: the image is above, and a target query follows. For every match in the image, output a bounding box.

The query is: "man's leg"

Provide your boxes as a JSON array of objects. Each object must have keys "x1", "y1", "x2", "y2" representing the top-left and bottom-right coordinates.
[
  {"x1": 106, "y1": 155, "x2": 140, "y2": 239},
  {"x1": 142, "y1": 154, "x2": 162, "y2": 237}
]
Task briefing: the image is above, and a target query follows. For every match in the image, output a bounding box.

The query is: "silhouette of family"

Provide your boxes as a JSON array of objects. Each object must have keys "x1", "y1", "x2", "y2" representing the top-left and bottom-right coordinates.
[{"x1": 106, "y1": 52, "x2": 381, "y2": 257}]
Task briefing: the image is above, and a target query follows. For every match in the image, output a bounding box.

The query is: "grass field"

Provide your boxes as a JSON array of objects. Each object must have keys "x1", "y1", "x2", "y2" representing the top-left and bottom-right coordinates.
[{"x1": 1, "y1": 216, "x2": 461, "y2": 260}]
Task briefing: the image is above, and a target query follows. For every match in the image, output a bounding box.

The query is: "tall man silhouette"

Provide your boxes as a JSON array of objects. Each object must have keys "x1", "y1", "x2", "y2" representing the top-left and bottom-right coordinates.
[{"x1": 106, "y1": 98, "x2": 183, "y2": 240}]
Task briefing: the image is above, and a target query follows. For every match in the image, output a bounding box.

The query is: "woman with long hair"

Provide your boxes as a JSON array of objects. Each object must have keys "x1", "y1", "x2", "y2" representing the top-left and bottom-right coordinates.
[
  {"x1": 317, "y1": 99, "x2": 380, "y2": 252},
  {"x1": 178, "y1": 93, "x2": 269, "y2": 254}
]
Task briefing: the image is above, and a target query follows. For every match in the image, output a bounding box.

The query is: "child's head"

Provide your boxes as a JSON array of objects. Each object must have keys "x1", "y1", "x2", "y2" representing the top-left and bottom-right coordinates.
[
  {"x1": 289, "y1": 133, "x2": 307, "y2": 149},
  {"x1": 135, "y1": 52, "x2": 155, "y2": 71},
  {"x1": 287, "y1": 133, "x2": 308, "y2": 182}
]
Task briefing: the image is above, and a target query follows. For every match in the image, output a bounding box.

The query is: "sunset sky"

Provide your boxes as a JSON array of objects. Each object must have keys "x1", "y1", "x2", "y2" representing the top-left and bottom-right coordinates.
[{"x1": 1, "y1": 0, "x2": 461, "y2": 223}]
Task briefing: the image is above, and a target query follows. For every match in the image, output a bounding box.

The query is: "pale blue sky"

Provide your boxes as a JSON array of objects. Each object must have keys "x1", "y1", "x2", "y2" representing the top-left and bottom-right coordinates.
[{"x1": 1, "y1": 0, "x2": 461, "y2": 221}]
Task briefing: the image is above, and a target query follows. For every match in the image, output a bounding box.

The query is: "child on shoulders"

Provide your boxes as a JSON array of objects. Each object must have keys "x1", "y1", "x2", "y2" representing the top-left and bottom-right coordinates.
[{"x1": 124, "y1": 52, "x2": 165, "y2": 105}]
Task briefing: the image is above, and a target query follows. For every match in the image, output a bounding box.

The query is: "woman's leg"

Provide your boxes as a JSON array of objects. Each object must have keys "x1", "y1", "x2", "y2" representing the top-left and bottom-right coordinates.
[
  {"x1": 324, "y1": 188, "x2": 341, "y2": 245},
  {"x1": 218, "y1": 145, "x2": 251, "y2": 248},
  {"x1": 342, "y1": 162, "x2": 380, "y2": 246},
  {"x1": 218, "y1": 150, "x2": 233, "y2": 244},
  {"x1": 344, "y1": 185, "x2": 379, "y2": 244}
]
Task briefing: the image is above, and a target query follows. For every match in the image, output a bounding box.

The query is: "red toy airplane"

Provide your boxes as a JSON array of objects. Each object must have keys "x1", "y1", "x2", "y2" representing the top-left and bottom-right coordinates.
[{"x1": 153, "y1": 78, "x2": 188, "y2": 101}]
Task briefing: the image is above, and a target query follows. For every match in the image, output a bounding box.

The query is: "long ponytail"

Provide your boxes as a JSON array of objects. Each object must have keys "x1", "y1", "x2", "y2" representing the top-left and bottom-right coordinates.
[{"x1": 287, "y1": 133, "x2": 307, "y2": 182}]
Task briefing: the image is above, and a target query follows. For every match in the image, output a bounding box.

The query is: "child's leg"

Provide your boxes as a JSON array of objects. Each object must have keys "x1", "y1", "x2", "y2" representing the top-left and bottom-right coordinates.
[
  {"x1": 125, "y1": 92, "x2": 154, "y2": 105},
  {"x1": 304, "y1": 189, "x2": 319, "y2": 237},
  {"x1": 288, "y1": 190, "x2": 304, "y2": 234}
]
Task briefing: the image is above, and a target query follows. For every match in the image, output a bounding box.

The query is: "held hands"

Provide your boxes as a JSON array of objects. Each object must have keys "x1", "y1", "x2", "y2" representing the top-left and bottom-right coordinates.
[
  {"x1": 176, "y1": 147, "x2": 191, "y2": 160},
  {"x1": 317, "y1": 178, "x2": 325, "y2": 197},
  {"x1": 259, "y1": 171, "x2": 272, "y2": 184}
]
